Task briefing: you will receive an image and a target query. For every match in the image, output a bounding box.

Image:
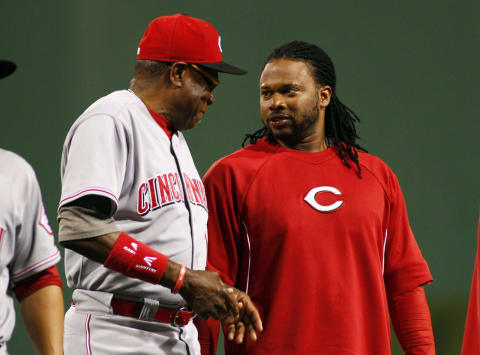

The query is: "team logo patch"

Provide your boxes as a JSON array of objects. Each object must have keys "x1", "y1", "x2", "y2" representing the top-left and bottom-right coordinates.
[{"x1": 304, "y1": 186, "x2": 343, "y2": 213}]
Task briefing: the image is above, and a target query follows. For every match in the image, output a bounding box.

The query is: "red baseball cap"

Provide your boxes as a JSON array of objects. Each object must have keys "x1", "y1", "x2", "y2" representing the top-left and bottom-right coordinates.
[
  {"x1": 0, "y1": 60, "x2": 16, "y2": 79},
  {"x1": 137, "y1": 14, "x2": 246, "y2": 75}
]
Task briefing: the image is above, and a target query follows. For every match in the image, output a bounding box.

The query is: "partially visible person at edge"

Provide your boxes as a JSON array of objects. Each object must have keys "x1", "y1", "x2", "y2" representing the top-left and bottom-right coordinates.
[
  {"x1": 57, "y1": 14, "x2": 262, "y2": 355},
  {"x1": 196, "y1": 41, "x2": 435, "y2": 355},
  {"x1": 461, "y1": 218, "x2": 480, "y2": 355},
  {"x1": 0, "y1": 59, "x2": 64, "y2": 354}
]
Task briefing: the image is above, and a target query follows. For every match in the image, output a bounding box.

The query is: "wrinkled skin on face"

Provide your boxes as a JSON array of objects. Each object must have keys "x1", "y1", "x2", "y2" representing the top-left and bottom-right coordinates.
[{"x1": 168, "y1": 65, "x2": 216, "y2": 131}]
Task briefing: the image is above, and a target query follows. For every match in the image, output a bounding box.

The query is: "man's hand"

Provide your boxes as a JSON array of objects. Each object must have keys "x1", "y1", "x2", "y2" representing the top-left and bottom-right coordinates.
[
  {"x1": 223, "y1": 290, "x2": 263, "y2": 344},
  {"x1": 179, "y1": 269, "x2": 239, "y2": 320}
]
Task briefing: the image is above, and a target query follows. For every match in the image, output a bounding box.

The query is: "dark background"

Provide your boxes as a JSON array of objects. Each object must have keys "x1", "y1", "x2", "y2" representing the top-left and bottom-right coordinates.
[{"x1": 1, "y1": 1, "x2": 478, "y2": 353}]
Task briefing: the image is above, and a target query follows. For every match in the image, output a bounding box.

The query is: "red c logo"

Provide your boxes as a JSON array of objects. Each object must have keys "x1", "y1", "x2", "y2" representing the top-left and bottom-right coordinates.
[{"x1": 304, "y1": 186, "x2": 343, "y2": 213}]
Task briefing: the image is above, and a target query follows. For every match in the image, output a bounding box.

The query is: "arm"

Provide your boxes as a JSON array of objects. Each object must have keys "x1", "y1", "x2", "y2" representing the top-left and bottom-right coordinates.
[
  {"x1": 13, "y1": 266, "x2": 64, "y2": 355},
  {"x1": 20, "y1": 285, "x2": 64, "y2": 355},
  {"x1": 194, "y1": 292, "x2": 262, "y2": 355},
  {"x1": 7, "y1": 156, "x2": 64, "y2": 354},
  {"x1": 462, "y1": 219, "x2": 480, "y2": 355},
  {"x1": 62, "y1": 229, "x2": 238, "y2": 320},
  {"x1": 59, "y1": 200, "x2": 260, "y2": 326},
  {"x1": 388, "y1": 286, "x2": 435, "y2": 355}
]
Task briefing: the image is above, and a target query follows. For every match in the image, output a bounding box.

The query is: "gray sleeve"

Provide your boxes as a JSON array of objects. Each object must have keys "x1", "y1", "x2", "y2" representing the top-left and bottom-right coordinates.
[
  {"x1": 58, "y1": 205, "x2": 119, "y2": 242},
  {"x1": 59, "y1": 115, "x2": 128, "y2": 210},
  {"x1": 9, "y1": 157, "x2": 61, "y2": 282}
]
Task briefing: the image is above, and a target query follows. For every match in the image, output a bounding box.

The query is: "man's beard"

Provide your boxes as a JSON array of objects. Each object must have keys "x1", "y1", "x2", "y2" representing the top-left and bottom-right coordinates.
[{"x1": 266, "y1": 99, "x2": 320, "y2": 147}]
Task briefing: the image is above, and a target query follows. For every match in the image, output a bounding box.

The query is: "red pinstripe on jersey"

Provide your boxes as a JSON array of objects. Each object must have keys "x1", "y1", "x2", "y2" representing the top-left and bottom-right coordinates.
[{"x1": 85, "y1": 314, "x2": 92, "y2": 355}]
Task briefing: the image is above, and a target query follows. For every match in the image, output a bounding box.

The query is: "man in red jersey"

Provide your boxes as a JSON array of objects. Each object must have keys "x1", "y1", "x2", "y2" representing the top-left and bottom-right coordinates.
[
  {"x1": 195, "y1": 41, "x2": 435, "y2": 354},
  {"x1": 462, "y1": 219, "x2": 480, "y2": 355}
]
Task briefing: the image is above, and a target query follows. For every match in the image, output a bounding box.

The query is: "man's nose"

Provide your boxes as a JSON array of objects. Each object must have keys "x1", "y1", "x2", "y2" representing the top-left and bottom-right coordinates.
[{"x1": 270, "y1": 93, "x2": 285, "y2": 110}]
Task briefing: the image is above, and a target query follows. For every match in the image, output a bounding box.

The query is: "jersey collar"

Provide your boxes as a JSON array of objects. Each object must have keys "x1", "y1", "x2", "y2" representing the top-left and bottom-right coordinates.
[
  {"x1": 146, "y1": 107, "x2": 176, "y2": 140},
  {"x1": 259, "y1": 137, "x2": 337, "y2": 165}
]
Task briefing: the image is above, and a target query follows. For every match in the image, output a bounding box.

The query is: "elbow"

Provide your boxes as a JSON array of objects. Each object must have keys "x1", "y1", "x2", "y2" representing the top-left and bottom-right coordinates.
[{"x1": 59, "y1": 238, "x2": 95, "y2": 260}]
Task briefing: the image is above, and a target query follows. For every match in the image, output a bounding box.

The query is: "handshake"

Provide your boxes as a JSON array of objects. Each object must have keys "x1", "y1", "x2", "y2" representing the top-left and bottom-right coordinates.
[{"x1": 178, "y1": 268, "x2": 263, "y2": 343}]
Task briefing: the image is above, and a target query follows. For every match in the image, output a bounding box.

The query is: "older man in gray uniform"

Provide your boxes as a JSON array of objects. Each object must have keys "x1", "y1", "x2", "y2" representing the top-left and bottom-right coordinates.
[
  {"x1": 0, "y1": 60, "x2": 64, "y2": 354},
  {"x1": 57, "y1": 14, "x2": 261, "y2": 355}
]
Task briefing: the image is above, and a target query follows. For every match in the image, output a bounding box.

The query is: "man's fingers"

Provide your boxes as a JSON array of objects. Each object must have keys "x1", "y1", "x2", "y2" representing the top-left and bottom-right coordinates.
[
  {"x1": 225, "y1": 322, "x2": 236, "y2": 341},
  {"x1": 234, "y1": 321, "x2": 246, "y2": 344},
  {"x1": 224, "y1": 318, "x2": 246, "y2": 344},
  {"x1": 242, "y1": 297, "x2": 263, "y2": 332},
  {"x1": 248, "y1": 323, "x2": 258, "y2": 341}
]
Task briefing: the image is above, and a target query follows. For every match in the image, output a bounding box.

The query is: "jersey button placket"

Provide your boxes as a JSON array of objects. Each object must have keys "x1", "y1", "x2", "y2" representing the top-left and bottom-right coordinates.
[{"x1": 169, "y1": 136, "x2": 195, "y2": 269}]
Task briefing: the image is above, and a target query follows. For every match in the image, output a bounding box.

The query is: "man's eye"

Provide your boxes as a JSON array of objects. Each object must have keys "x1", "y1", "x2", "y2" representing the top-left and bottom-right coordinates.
[
  {"x1": 284, "y1": 88, "x2": 297, "y2": 95},
  {"x1": 261, "y1": 91, "x2": 272, "y2": 98}
]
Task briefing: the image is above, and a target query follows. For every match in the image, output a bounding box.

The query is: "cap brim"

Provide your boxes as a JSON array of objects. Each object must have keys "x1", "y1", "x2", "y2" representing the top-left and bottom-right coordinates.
[
  {"x1": 0, "y1": 60, "x2": 16, "y2": 79},
  {"x1": 200, "y1": 61, "x2": 247, "y2": 75}
]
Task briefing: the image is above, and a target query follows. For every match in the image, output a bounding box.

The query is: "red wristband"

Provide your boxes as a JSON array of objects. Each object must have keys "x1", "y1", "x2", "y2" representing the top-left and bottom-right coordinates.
[
  {"x1": 104, "y1": 232, "x2": 169, "y2": 285},
  {"x1": 172, "y1": 264, "x2": 186, "y2": 294}
]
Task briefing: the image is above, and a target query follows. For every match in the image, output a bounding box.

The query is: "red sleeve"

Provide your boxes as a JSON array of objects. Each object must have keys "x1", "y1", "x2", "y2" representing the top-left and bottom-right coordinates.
[
  {"x1": 388, "y1": 286, "x2": 435, "y2": 354},
  {"x1": 203, "y1": 161, "x2": 243, "y2": 286},
  {"x1": 383, "y1": 173, "x2": 433, "y2": 296},
  {"x1": 462, "y1": 219, "x2": 480, "y2": 355},
  {"x1": 194, "y1": 317, "x2": 220, "y2": 355},
  {"x1": 13, "y1": 265, "x2": 62, "y2": 301}
]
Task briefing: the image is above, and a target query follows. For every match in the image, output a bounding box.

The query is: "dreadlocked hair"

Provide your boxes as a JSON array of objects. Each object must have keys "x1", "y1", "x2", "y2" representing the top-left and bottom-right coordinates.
[{"x1": 243, "y1": 40, "x2": 367, "y2": 178}]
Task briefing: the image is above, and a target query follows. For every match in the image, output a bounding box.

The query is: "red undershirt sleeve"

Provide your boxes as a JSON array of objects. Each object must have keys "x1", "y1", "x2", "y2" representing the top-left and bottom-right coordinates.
[
  {"x1": 383, "y1": 171, "x2": 433, "y2": 297},
  {"x1": 199, "y1": 161, "x2": 245, "y2": 354},
  {"x1": 461, "y1": 218, "x2": 480, "y2": 355},
  {"x1": 13, "y1": 265, "x2": 63, "y2": 302},
  {"x1": 388, "y1": 285, "x2": 435, "y2": 354},
  {"x1": 203, "y1": 161, "x2": 243, "y2": 287}
]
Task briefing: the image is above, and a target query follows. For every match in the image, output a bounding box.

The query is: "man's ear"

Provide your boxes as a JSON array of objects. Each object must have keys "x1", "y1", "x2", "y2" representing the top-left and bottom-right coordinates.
[
  {"x1": 170, "y1": 62, "x2": 188, "y2": 88},
  {"x1": 318, "y1": 85, "x2": 332, "y2": 108}
]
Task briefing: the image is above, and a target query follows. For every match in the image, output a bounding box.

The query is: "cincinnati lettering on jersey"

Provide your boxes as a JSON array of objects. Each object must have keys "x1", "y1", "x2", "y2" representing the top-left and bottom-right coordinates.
[{"x1": 137, "y1": 172, "x2": 207, "y2": 215}]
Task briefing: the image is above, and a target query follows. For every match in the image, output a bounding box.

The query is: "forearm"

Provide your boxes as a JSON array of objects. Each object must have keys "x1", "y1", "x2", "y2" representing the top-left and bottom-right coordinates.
[
  {"x1": 20, "y1": 285, "x2": 64, "y2": 355},
  {"x1": 388, "y1": 286, "x2": 435, "y2": 355},
  {"x1": 61, "y1": 231, "x2": 183, "y2": 289},
  {"x1": 59, "y1": 203, "x2": 181, "y2": 288},
  {"x1": 58, "y1": 202, "x2": 247, "y2": 321}
]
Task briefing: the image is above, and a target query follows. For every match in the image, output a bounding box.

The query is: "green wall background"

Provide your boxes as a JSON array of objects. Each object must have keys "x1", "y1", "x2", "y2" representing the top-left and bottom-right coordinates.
[{"x1": 1, "y1": 0, "x2": 478, "y2": 353}]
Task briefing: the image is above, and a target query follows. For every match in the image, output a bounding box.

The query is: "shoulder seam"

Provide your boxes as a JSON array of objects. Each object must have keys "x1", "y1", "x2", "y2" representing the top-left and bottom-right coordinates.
[
  {"x1": 238, "y1": 145, "x2": 280, "y2": 216},
  {"x1": 359, "y1": 159, "x2": 392, "y2": 204},
  {"x1": 82, "y1": 91, "x2": 143, "y2": 123}
]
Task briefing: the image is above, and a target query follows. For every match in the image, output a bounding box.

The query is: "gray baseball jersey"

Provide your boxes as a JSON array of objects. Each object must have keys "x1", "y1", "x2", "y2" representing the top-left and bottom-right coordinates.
[
  {"x1": 0, "y1": 149, "x2": 60, "y2": 343},
  {"x1": 59, "y1": 89, "x2": 208, "y2": 306}
]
